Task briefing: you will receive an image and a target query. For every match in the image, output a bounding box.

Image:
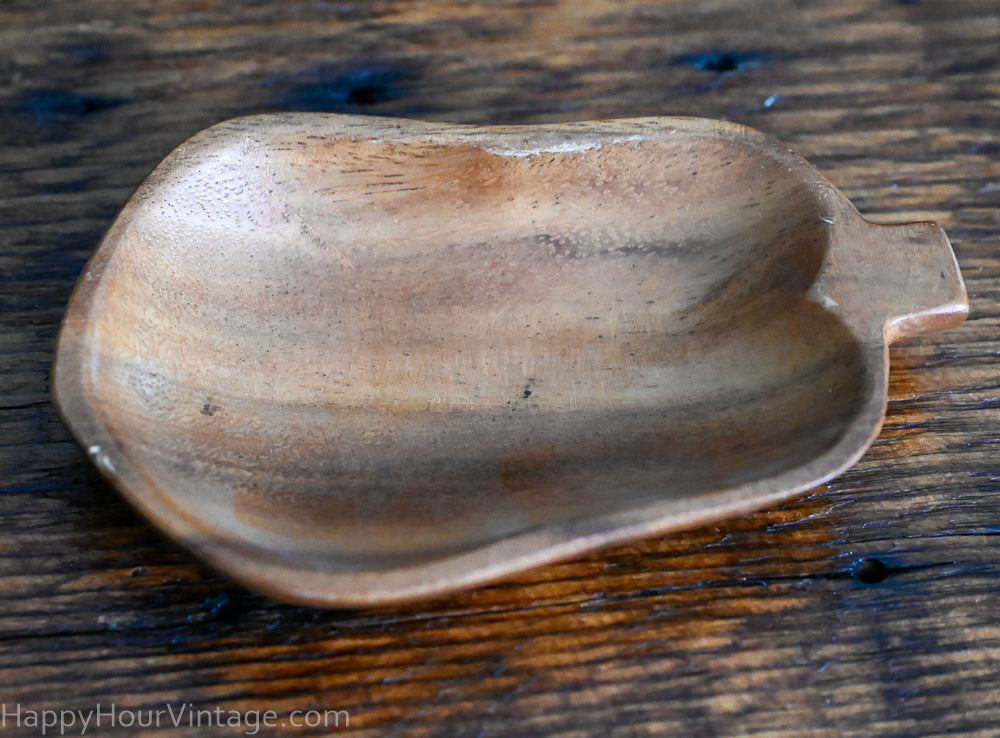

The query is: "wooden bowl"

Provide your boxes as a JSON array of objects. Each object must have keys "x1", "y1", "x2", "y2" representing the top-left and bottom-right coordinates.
[{"x1": 53, "y1": 115, "x2": 968, "y2": 606}]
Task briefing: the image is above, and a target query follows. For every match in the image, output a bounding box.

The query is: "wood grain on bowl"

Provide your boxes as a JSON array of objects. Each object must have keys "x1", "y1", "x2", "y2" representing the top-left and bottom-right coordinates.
[{"x1": 52, "y1": 115, "x2": 967, "y2": 606}]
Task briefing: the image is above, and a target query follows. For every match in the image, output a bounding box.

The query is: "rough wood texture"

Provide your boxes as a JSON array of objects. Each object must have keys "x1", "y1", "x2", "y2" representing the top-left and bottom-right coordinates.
[
  {"x1": 52, "y1": 113, "x2": 966, "y2": 607},
  {"x1": 2, "y1": 0, "x2": 998, "y2": 734}
]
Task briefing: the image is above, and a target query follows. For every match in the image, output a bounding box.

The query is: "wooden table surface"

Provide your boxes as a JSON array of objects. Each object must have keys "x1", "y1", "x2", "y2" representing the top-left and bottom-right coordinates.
[{"x1": 2, "y1": 1, "x2": 999, "y2": 735}]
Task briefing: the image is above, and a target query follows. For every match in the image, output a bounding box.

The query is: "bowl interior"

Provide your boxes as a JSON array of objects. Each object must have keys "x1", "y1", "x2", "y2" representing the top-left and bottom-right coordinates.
[{"x1": 82, "y1": 130, "x2": 865, "y2": 571}]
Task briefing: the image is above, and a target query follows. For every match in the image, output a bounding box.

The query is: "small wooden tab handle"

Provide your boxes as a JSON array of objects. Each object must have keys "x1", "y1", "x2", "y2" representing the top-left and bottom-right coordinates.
[{"x1": 811, "y1": 213, "x2": 968, "y2": 344}]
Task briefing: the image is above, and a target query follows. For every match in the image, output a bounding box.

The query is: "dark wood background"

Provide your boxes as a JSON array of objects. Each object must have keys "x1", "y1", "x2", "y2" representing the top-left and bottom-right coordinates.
[{"x1": 2, "y1": 1, "x2": 999, "y2": 735}]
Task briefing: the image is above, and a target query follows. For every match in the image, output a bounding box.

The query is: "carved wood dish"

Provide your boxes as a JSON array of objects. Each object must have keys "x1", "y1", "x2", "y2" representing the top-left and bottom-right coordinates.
[{"x1": 53, "y1": 115, "x2": 968, "y2": 606}]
